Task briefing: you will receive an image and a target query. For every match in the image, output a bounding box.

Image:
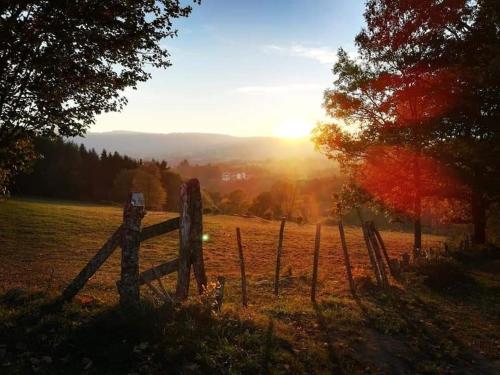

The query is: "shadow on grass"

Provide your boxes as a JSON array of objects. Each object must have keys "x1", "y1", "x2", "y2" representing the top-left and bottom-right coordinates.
[
  {"x1": 261, "y1": 319, "x2": 274, "y2": 374},
  {"x1": 0, "y1": 292, "x2": 294, "y2": 374},
  {"x1": 312, "y1": 302, "x2": 345, "y2": 374},
  {"x1": 351, "y1": 276, "x2": 499, "y2": 374}
]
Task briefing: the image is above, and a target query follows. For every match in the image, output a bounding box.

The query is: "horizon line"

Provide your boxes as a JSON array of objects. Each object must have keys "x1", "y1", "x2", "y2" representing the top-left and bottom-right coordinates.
[{"x1": 77, "y1": 129, "x2": 313, "y2": 141}]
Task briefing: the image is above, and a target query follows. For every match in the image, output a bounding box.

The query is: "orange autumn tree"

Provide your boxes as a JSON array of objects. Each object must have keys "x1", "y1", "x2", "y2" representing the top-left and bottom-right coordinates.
[{"x1": 313, "y1": 0, "x2": 488, "y2": 248}]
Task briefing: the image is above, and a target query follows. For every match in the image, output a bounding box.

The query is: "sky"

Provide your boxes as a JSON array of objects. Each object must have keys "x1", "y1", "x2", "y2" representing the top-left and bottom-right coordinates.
[{"x1": 93, "y1": 0, "x2": 366, "y2": 138}]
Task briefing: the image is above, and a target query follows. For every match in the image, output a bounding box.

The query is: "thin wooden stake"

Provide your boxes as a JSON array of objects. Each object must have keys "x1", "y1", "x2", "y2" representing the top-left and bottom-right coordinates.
[
  {"x1": 338, "y1": 220, "x2": 356, "y2": 297},
  {"x1": 236, "y1": 227, "x2": 248, "y2": 307},
  {"x1": 274, "y1": 218, "x2": 286, "y2": 296},
  {"x1": 311, "y1": 224, "x2": 321, "y2": 303}
]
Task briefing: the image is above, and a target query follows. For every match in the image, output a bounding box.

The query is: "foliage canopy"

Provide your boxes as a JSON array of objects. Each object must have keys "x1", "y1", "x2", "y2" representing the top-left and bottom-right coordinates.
[{"x1": 0, "y1": 0, "x2": 198, "y2": 188}]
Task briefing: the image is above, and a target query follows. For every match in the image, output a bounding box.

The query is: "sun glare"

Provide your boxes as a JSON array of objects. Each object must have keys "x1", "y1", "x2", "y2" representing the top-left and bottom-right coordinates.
[{"x1": 274, "y1": 119, "x2": 313, "y2": 139}]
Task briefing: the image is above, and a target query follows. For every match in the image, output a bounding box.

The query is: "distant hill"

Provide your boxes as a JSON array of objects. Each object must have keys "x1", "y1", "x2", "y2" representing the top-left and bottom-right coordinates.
[{"x1": 72, "y1": 131, "x2": 323, "y2": 163}]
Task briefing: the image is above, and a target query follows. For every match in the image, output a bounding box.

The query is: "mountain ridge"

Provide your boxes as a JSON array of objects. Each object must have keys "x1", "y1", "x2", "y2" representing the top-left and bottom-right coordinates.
[{"x1": 72, "y1": 131, "x2": 323, "y2": 163}]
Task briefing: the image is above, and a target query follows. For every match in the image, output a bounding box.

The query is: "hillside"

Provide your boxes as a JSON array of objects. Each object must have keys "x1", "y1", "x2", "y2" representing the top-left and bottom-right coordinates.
[
  {"x1": 0, "y1": 198, "x2": 499, "y2": 373},
  {"x1": 72, "y1": 131, "x2": 324, "y2": 163}
]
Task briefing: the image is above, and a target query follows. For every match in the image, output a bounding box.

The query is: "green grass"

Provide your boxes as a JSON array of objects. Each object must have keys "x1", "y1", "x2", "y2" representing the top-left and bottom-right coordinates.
[{"x1": 1, "y1": 198, "x2": 499, "y2": 374}]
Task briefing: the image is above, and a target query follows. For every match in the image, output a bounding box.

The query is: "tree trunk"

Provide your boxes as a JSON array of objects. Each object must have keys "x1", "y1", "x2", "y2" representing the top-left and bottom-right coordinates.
[
  {"x1": 472, "y1": 191, "x2": 487, "y2": 245},
  {"x1": 414, "y1": 215, "x2": 422, "y2": 254},
  {"x1": 413, "y1": 154, "x2": 422, "y2": 256}
]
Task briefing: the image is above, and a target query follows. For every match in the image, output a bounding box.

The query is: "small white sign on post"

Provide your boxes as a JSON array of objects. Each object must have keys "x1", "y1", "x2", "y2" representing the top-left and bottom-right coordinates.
[{"x1": 130, "y1": 192, "x2": 145, "y2": 207}]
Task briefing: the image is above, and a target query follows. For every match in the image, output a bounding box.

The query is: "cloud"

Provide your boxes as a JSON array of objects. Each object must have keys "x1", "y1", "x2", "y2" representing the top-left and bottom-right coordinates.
[
  {"x1": 235, "y1": 83, "x2": 324, "y2": 94},
  {"x1": 263, "y1": 44, "x2": 337, "y2": 65}
]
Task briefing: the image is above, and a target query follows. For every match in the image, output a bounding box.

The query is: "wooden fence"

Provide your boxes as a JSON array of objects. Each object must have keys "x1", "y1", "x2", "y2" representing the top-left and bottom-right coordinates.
[
  {"x1": 235, "y1": 213, "x2": 421, "y2": 306},
  {"x1": 60, "y1": 178, "x2": 207, "y2": 307},
  {"x1": 60, "y1": 179, "x2": 436, "y2": 309}
]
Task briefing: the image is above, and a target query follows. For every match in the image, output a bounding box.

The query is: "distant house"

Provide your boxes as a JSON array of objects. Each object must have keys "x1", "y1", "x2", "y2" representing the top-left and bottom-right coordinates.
[{"x1": 221, "y1": 171, "x2": 249, "y2": 182}]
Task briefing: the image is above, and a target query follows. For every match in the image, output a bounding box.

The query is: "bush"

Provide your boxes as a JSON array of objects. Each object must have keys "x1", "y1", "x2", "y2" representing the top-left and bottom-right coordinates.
[{"x1": 416, "y1": 259, "x2": 478, "y2": 296}]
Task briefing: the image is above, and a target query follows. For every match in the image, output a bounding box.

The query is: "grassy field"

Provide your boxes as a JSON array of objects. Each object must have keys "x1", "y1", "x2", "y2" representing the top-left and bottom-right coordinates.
[{"x1": 0, "y1": 198, "x2": 499, "y2": 374}]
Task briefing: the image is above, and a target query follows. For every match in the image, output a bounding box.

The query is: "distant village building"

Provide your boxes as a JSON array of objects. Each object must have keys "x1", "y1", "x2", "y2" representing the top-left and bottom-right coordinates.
[{"x1": 221, "y1": 171, "x2": 249, "y2": 182}]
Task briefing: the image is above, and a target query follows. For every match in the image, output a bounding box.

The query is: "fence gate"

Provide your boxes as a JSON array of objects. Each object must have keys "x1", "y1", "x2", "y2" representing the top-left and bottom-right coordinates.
[{"x1": 60, "y1": 178, "x2": 207, "y2": 307}]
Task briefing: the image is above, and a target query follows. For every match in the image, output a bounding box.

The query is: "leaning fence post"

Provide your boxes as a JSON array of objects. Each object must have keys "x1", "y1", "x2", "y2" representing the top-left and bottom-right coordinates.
[
  {"x1": 118, "y1": 192, "x2": 145, "y2": 307},
  {"x1": 274, "y1": 218, "x2": 286, "y2": 296},
  {"x1": 338, "y1": 220, "x2": 356, "y2": 297},
  {"x1": 370, "y1": 222, "x2": 394, "y2": 276},
  {"x1": 367, "y1": 222, "x2": 389, "y2": 287},
  {"x1": 236, "y1": 228, "x2": 248, "y2": 307},
  {"x1": 311, "y1": 224, "x2": 321, "y2": 303},
  {"x1": 176, "y1": 178, "x2": 207, "y2": 300},
  {"x1": 356, "y1": 209, "x2": 383, "y2": 287}
]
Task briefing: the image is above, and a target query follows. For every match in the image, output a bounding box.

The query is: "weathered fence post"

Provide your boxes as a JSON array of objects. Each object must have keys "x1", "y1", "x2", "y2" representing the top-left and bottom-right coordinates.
[
  {"x1": 236, "y1": 227, "x2": 248, "y2": 307},
  {"x1": 176, "y1": 178, "x2": 207, "y2": 300},
  {"x1": 274, "y1": 218, "x2": 286, "y2": 296},
  {"x1": 118, "y1": 192, "x2": 145, "y2": 307},
  {"x1": 338, "y1": 220, "x2": 356, "y2": 297},
  {"x1": 311, "y1": 224, "x2": 321, "y2": 303}
]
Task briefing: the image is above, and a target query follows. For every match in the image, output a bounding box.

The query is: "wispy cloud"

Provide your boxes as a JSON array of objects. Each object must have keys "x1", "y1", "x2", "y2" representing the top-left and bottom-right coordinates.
[
  {"x1": 235, "y1": 83, "x2": 324, "y2": 94},
  {"x1": 263, "y1": 44, "x2": 337, "y2": 65}
]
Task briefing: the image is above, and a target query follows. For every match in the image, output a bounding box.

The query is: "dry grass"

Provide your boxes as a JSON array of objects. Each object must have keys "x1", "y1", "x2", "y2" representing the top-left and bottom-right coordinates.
[
  {"x1": 1, "y1": 198, "x2": 499, "y2": 374},
  {"x1": 0, "y1": 197, "x2": 443, "y2": 302}
]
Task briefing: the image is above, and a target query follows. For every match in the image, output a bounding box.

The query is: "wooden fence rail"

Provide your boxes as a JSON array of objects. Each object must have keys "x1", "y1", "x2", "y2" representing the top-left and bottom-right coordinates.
[
  {"x1": 139, "y1": 259, "x2": 179, "y2": 285},
  {"x1": 61, "y1": 225, "x2": 123, "y2": 302},
  {"x1": 60, "y1": 178, "x2": 206, "y2": 307},
  {"x1": 140, "y1": 217, "x2": 180, "y2": 242}
]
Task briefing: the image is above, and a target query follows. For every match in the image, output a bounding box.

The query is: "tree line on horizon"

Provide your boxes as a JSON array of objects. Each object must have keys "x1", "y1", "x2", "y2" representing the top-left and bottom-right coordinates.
[
  {"x1": 13, "y1": 138, "x2": 183, "y2": 211},
  {"x1": 11, "y1": 137, "x2": 339, "y2": 224}
]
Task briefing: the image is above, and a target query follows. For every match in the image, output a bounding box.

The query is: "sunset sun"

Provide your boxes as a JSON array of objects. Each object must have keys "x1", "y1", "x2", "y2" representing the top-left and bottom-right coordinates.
[{"x1": 274, "y1": 119, "x2": 313, "y2": 139}]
